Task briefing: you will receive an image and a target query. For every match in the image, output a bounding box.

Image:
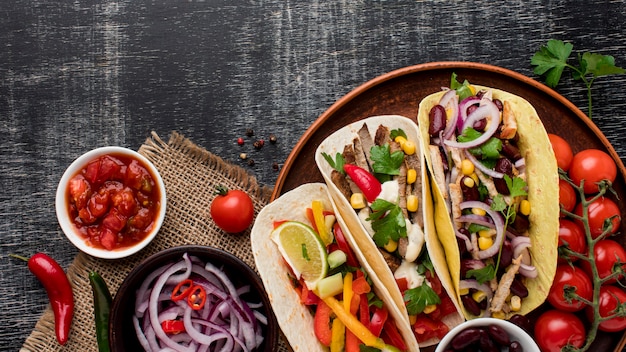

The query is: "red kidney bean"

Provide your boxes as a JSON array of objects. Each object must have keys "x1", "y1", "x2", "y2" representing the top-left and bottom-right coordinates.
[
  {"x1": 460, "y1": 176, "x2": 480, "y2": 201},
  {"x1": 451, "y1": 327, "x2": 482, "y2": 350},
  {"x1": 502, "y1": 140, "x2": 522, "y2": 161},
  {"x1": 479, "y1": 329, "x2": 499, "y2": 352},
  {"x1": 488, "y1": 324, "x2": 511, "y2": 346},
  {"x1": 510, "y1": 276, "x2": 529, "y2": 298},
  {"x1": 508, "y1": 314, "x2": 531, "y2": 333},
  {"x1": 509, "y1": 340, "x2": 524, "y2": 352},
  {"x1": 493, "y1": 157, "x2": 513, "y2": 194},
  {"x1": 498, "y1": 240, "x2": 513, "y2": 270},
  {"x1": 511, "y1": 214, "x2": 530, "y2": 233},
  {"x1": 461, "y1": 259, "x2": 486, "y2": 278},
  {"x1": 493, "y1": 98, "x2": 504, "y2": 111},
  {"x1": 461, "y1": 294, "x2": 482, "y2": 316},
  {"x1": 428, "y1": 105, "x2": 447, "y2": 136}
]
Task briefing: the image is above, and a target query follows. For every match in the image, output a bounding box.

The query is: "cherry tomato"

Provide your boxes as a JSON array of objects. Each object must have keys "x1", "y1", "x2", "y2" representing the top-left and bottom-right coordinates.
[
  {"x1": 558, "y1": 219, "x2": 587, "y2": 263},
  {"x1": 558, "y1": 179, "x2": 577, "y2": 215},
  {"x1": 547, "y1": 265, "x2": 593, "y2": 312},
  {"x1": 210, "y1": 186, "x2": 254, "y2": 233},
  {"x1": 574, "y1": 196, "x2": 621, "y2": 239},
  {"x1": 569, "y1": 149, "x2": 617, "y2": 194},
  {"x1": 587, "y1": 285, "x2": 626, "y2": 332},
  {"x1": 534, "y1": 310, "x2": 585, "y2": 352},
  {"x1": 581, "y1": 239, "x2": 626, "y2": 284},
  {"x1": 548, "y1": 133, "x2": 574, "y2": 171}
]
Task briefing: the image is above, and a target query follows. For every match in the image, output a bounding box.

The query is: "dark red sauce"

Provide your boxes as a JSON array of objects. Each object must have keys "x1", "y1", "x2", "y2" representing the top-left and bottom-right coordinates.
[{"x1": 66, "y1": 153, "x2": 162, "y2": 251}]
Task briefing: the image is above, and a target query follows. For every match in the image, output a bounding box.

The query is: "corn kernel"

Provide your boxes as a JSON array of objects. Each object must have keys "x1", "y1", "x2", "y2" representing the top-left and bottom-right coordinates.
[
  {"x1": 402, "y1": 141, "x2": 416, "y2": 155},
  {"x1": 384, "y1": 239, "x2": 398, "y2": 252},
  {"x1": 423, "y1": 305, "x2": 437, "y2": 314},
  {"x1": 491, "y1": 310, "x2": 506, "y2": 319},
  {"x1": 407, "y1": 195, "x2": 419, "y2": 213},
  {"x1": 470, "y1": 173, "x2": 479, "y2": 185},
  {"x1": 472, "y1": 290, "x2": 487, "y2": 303},
  {"x1": 350, "y1": 193, "x2": 367, "y2": 209},
  {"x1": 478, "y1": 236, "x2": 494, "y2": 250},
  {"x1": 469, "y1": 85, "x2": 477, "y2": 95},
  {"x1": 459, "y1": 288, "x2": 470, "y2": 295},
  {"x1": 461, "y1": 159, "x2": 475, "y2": 175},
  {"x1": 462, "y1": 176, "x2": 475, "y2": 188},
  {"x1": 407, "y1": 169, "x2": 417, "y2": 184},
  {"x1": 478, "y1": 229, "x2": 493, "y2": 238},
  {"x1": 472, "y1": 207, "x2": 486, "y2": 216},
  {"x1": 520, "y1": 199, "x2": 531, "y2": 216},
  {"x1": 510, "y1": 296, "x2": 522, "y2": 312},
  {"x1": 409, "y1": 314, "x2": 417, "y2": 325},
  {"x1": 394, "y1": 136, "x2": 407, "y2": 146}
]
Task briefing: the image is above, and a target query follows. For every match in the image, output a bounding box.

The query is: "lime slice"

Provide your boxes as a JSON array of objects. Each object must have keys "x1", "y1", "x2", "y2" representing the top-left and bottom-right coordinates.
[{"x1": 271, "y1": 221, "x2": 328, "y2": 289}]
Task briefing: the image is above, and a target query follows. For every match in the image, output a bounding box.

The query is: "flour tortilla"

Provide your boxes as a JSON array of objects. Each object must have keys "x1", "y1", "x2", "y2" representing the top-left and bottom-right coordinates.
[
  {"x1": 314, "y1": 115, "x2": 464, "y2": 347},
  {"x1": 417, "y1": 87, "x2": 559, "y2": 319},
  {"x1": 251, "y1": 183, "x2": 419, "y2": 351}
]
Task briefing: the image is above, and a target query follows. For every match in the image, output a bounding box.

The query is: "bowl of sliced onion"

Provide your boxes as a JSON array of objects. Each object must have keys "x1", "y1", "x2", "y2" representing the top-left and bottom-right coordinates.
[{"x1": 110, "y1": 245, "x2": 279, "y2": 351}]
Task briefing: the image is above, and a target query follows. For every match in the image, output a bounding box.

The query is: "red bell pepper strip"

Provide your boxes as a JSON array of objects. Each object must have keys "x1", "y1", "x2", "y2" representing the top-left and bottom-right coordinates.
[
  {"x1": 382, "y1": 319, "x2": 408, "y2": 351},
  {"x1": 11, "y1": 253, "x2": 74, "y2": 345},
  {"x1": 368, "y1": 306, "x2": 389, "y2": 337},
  {"x1": 161, "y1": 320, "x2": 185, "y2": 334},
  {"x1": 333, "y1": 222, "x2": 359, "y2": 267},
  {"x1": 345, "y1": 329, "x2": 361, "y2": 352},
  {"x1": 343, "y1": 164, "x2": 382, "y2": 202},
  {"x1": 359, "y1": 294, "x2": 370, "y2": 327},
  {"x1": 171, "y1": 279, "x2": 194, "y2": 302},
  {"x1": 187, "y1": 285, "x2": 207, "y2": 310},
  {"x1": 351, "y1": 274, "x2": 371, "y2": 295},
  {"x1": 314, "y1": 300, "x2": 333, "y2": 346}
]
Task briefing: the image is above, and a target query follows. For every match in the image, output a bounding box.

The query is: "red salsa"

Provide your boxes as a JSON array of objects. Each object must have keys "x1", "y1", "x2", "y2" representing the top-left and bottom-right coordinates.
[{"x1": 66, "y1": 153, "x2": 161, "y2": 251}]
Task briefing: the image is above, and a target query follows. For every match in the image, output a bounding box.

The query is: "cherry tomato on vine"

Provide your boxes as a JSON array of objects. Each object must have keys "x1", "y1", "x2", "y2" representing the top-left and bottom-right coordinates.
[
  {"x1": 534, "y1": 310, "x2": 585, "y2": 352},
  {"x1": 587, "y1": 285, "x2": 626, "y2": 332},
  {"x1": 547, "y1": 265, "x2": 593, "y2": 312},
  {"x1": 210, "y1": 186, "x2": 254, "y2": 233},
  {"x1": 558, "y1": 219, "x2": 587, "y2": 264},
  {"x1": 574, "y1": 196, "x2": 621, "y2": 239},
  {"x1": 569, "y1": 149, "x2": 617, "y2": 194},
  {"x1": 581, "y1": 239, "x2": 626, "y2": 284},
  {"x1": 548, "y1": 133, "x2": 574, "y2": 171},
  {"x1": 558, "y1": 179, "x2": 577, "y2": 215}
]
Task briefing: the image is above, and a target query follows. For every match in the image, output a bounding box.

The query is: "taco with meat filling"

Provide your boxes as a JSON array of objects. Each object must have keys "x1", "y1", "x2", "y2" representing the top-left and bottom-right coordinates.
[
  {"x1": 315, "y1": 115, "x2": 464, "y2": 346},
  {"x1": 416, "y1": 74, "x2": 559, "y2": 320},
  {"x1": 251, "y1": 183, "x2": 419, "y2": 352}
]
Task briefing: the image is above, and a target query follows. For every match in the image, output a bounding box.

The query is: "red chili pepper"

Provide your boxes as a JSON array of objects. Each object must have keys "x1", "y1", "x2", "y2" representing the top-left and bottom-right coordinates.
[
  {"x1": 11, "y1": 253, "x2": 74, "y2": 345},
  {"x1": 187, "y1": 285, "x2": 206, "y2": 310},
  {"x1": 171, "y1": 279, "x2": 194, "y2": 302},
  {"x1": 161, "y1": 320, "x2": 185, "y2": 334},
  {"x1": 343, "y1": 164, "x2": 382, "y2": 202}
]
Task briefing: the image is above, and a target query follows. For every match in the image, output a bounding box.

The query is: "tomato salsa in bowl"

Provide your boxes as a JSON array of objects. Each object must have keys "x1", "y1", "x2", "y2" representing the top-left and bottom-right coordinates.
[{"x1": 56, "y1": 146, "x2": 166, "y2": 259}]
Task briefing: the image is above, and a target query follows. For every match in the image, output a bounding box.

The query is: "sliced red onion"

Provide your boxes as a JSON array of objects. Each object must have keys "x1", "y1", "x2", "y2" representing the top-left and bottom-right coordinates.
[
  {"x1": 456, "y1": 229, "x2": 473, "y2": 252},
  {"x1": 457, "y1": 214, "x2": 494, "y2": 228},
  {"x1": 444, "y1": 99, "x2": 500, "y2": 149},
  {"x1": 464, "y1": 149, "x2": 505, "y2": 179},
  {"x1": 438, "y1": 89, "x2": 460, "y2": 140},
  {"x1": 459, "y1": 201, "x2": 505, "y2": 259},
  {"x1": 458, "y1": 96, "x2": 482, "y2": 132},
  {"x1": 519, "y1": 263, "x2": 538, "y2": 278},
  {"x1": 514, "y1": 157, "x2": 526, "y2": 169},
  {"x1": 459, "y1": 279, "x2": 493, "y2": 317}
]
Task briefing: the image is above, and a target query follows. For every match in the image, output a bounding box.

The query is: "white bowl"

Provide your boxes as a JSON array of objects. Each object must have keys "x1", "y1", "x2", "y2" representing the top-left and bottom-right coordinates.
[
  {"x1": 435, "y1": 317, "x2": 540, "y2": 352},
  {"x1": 56, "y1": 146, "x2": 167, "y2": 259}
]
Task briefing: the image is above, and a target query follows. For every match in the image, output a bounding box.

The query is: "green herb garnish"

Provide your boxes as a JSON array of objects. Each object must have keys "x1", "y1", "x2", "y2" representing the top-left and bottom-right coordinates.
[
  {"x1": 321, "y1": 152, "x2": 346, "y2": 174},
  {"x1": 367, "y1": 198, "x2": 407, "y2": 247},
  {"x1": 450, "y1": 72, "x2": 474, "y2": 100},
  {"x1": 531, "y1": 39, "x2": 624, "y2": 118},
  {"x1": 457, "y1": 127, "x2": 502, "y2": 159},
  {"x1": 390, "y1": 128, "x2": 407, "y2": 140},
  {"x1": 404, "y1": 284, "x2": 441, "y2": 315},
  {"x1": 370, "y1": 144, "x2": 404, "y2": 176},
  {"x1": 467, "y1": 265, "x2": 496, "y2": 284}
]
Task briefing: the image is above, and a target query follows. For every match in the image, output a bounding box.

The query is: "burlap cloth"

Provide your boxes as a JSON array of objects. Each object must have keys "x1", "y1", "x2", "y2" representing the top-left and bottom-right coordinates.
[{"x1": 21, "y1": 131, "x2": 292, "y2": 352}]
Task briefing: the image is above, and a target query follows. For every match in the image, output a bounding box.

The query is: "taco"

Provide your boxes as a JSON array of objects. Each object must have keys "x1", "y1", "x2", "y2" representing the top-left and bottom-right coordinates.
[
  {"x1": 315, "y1": 115, "x2": 464, "y2": 346},
  {"x1": 251, "y1": 183, "x2": 419, "y2": 352},
  {"x1": 416, "y1": 75, "x2": 559, "y2": 320}
]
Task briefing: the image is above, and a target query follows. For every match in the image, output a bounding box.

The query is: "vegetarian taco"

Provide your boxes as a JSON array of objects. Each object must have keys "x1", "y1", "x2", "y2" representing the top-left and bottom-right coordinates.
[
  {"x1": 315, "y1": 115, "x2": 464, "y2": 346},
  {"x1": 417, "y1": 74, "x2": 559, "y2": 320},
  {"x1": 251, "y1": 183, "x2": 419, "y2": 352}
]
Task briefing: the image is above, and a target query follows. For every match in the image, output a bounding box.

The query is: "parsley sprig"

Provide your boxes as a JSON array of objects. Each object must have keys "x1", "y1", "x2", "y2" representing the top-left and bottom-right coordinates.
[
  {"x1": 367, "y1": 199, "x2": 407, "y2": 247},
  {"x1": 531, "y1": 39, "x2": 624, "y2": 118}
]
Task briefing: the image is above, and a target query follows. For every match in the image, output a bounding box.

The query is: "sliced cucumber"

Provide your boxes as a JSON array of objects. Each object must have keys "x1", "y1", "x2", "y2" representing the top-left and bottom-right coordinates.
[
  {"x1": 327, "y1": 249, "x2": 347, "y2": 269},
  {"x1": 316, "y1": 272, "x2": 344, "y2": 299}
]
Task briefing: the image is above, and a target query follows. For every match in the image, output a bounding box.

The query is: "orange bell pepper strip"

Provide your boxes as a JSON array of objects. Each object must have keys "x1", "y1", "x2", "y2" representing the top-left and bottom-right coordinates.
[{"x1": 321, "y1": 296, "x2": 387, "y2": 350}]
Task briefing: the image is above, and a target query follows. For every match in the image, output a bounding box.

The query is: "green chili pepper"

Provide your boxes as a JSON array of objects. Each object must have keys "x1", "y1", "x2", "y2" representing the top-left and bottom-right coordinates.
[{"x1": 89, "y1": 271, "x2": 112, "y2": 352}]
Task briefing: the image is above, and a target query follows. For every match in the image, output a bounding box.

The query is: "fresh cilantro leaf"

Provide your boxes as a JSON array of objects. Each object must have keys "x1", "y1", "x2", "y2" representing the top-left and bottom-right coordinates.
[
  {"x1": 416, "y1": 252, "x2": 434, "y2": 276},
  {"x1": 530, "y1": 39, "x2": 573, "y2": 88},
  {"x1": 490, "y1": 194, "x2": 507, "y2": 212},
  {"x1": 404, "y1": 284, "x2": 441, "y2": 315},
  {"x1": 367, "y1": 199, "x2": 407, "y2": 246},
  {"x1": 321, "y1": 152, "x2": 345, "y2": 174},
  {"x1": 531, "y1": 39, "x2": 624, "y2": 118},
  {"x1": 467, "y1": 265, "x2": 496, "y2": 284},
  {"x1": 359, "y1": 346, "x2": 380, "y2": 352},
  {"x1": 468, "y1": 223, "x2": 490, "y2": 234},
  {"x1": 367, "y1": 292, "x2": 384, "y2": 309},
  {"x1": 505, "y1": 175, "x2": 528, "y2": 198},
  {"x1": 457, "y1": 128, "x2": 502, "y2": 159},
  {"x1": 450, "y1": 72, "x2": 474, "y2": 100},
  {"x1": 390, "y1": 128, "x2": 407, "y2": 140},
  {"x1": 370, "y1": 144, "x2": 404, "y2": 176}
]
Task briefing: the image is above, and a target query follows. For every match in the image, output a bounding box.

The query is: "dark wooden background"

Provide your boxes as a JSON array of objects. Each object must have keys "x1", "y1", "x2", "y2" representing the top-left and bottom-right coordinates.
[{"x1": 1, "y1": 0, "x2": 625, "y2": 350}]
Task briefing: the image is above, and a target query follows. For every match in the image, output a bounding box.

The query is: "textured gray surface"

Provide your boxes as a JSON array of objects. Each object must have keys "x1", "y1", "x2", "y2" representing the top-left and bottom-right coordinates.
[{"x1": 1, "y1": 0, "x2": 625, "y2": 350}]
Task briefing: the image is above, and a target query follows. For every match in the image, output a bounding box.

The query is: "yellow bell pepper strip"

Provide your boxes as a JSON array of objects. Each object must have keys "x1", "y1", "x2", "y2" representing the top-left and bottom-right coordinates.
[
  {"x1": 321, "y1": 295, "x2": 387, "y2": 350},
  {"x1": 343, "y1": 272, "x2": 354, "y2": 313},
  {"x1": 311, "y1": 200, "x2": 333, "y2": 245},
  {"x1": 330, "y1": 318, "x2": 346, "y2": 352}
]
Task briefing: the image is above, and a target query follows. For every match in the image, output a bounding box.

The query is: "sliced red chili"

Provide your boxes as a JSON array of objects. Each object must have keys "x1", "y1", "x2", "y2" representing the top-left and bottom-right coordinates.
[
  {"x1": 161, "y1": 320, "x2": 185, "y2": 334},
  {"x1": 187, "y1": 285, "x2": 206, "y2": 310},
  {"x1": 171, "y1": 279, "x2": 194, "y2": 301}
]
